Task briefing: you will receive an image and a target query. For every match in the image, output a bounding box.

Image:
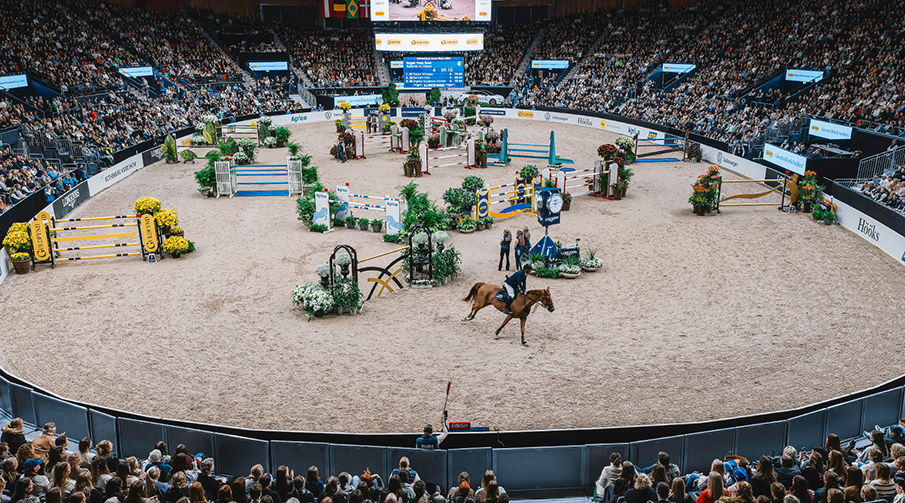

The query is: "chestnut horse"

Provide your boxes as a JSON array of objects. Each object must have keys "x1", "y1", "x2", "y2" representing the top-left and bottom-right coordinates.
[{"x1": 463, "y1": 283, "x2": 554, "y2": 346}]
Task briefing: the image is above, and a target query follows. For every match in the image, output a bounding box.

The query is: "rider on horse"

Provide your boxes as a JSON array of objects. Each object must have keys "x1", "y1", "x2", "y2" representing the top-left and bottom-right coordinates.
[{"x1": 502, "y1": 263, "x2": 532, "y2": 314}]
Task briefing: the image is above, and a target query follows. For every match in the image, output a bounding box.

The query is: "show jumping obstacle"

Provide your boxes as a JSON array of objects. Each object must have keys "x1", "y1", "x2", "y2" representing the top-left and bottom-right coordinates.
[
  {"x1": 716, "y1": 174, "x2": 800, "y2": 212},
  {"x1": 214, "y1": 160, "x2": 304, "y2": 198},
  {"x1": 548, "y1": 161, "x2": 619, "y2": 198},
  {"x1": 418, "y1": 139, "x2": 477, "y2": 174},
  {"x1": 487, "y1": 129, "x2": 573, "y2": 166},
  {"x1": 28, "y1": 211, "x2": 161, "y2": 268},
  {"x1": 633, "y1": 133, "x2": 686, "y2": 162},
  {"x1": 312, "y1": 184, "x2": 404, "y2": 235},
  {"x1": 474, "y1": 175, "x2": 539, "y2": 220},
  {"x1": 353, "y1": 126, "x2": 408, "y2": 158}
]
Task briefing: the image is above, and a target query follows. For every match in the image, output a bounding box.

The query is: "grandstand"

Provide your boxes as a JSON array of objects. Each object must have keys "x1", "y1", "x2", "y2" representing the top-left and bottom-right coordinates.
[{"x1": 3, "y1": 0, "x2": 905, "y2": 500}]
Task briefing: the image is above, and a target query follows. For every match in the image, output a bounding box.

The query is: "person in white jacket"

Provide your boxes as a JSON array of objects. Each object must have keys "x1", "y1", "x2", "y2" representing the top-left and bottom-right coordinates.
[{"x1": 596, "y1": 453, "x2": 625, "y2": 498}]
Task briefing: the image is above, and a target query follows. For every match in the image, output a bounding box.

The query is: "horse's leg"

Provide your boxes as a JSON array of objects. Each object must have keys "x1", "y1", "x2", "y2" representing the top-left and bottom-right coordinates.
[
  {"x1": 520, "y1": 317, "x2": 528, "y2": 346},
  {"x1": 494, "y1": 314, "x2": 514, "y2": 338}
]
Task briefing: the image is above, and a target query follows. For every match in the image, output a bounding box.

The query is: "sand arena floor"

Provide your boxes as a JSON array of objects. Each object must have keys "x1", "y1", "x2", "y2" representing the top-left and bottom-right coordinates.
[{"x1": 1, "y1": 118, "x2": 904, "y2": 434}]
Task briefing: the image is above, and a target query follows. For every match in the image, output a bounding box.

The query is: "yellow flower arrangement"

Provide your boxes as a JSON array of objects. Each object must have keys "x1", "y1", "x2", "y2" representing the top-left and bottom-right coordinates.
[
  {"x1": 379, "y1": 104, "x2": 391, "y2": 113},
  {"x1": 8, "y1": 222, "x2": 29, "y2": 235},
  {"x1": 162, "y1": 236, "x2": 189, "y2": 255},
  {"x1": 9, "y1": 252, "x2": 30, "y2": 262},
  {"x1": 338, "y1": 102, "x2": 352, "y2": 111},
  {"x1": 3, "y1": 229, "x2": 31, "y2": 253},
  {"x1": 170, "y1": 226, "x2": 184, "y2": 235},
  {"x1": 154, "y1": 208, "x2": 178, "y2": 229},
  {"x1": 135, "y1": 197, "x2": 162, "y2": 215}
]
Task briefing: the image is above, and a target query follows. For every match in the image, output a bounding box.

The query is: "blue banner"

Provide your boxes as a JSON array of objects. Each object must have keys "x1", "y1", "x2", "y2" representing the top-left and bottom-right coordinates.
[
  {"x1": 531, "y1": 60, "x2": 569, "y2": 70},
  {"x1": 480, "y1": 109, "x2": 506, "y2": 116}
]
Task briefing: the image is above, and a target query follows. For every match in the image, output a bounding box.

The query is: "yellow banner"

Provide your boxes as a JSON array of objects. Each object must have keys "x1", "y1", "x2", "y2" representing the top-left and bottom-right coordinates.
[
  {"x1": 139, "y1": 214, "x2": 159, "y2": 253},
  {"x1": 30, "y1": 212, "x2": 52, "y2": 262}
]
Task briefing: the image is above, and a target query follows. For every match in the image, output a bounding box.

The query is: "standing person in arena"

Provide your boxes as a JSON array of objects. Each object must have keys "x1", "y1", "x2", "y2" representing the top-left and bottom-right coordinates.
[
  {"x1": 336, "y1": 135, "x2": 347, "y2": 163},
  {"x1": 416, "y1": 423, "x2": 448, "y2": 450},
  {"x1": 513, "y1": 230, "x2": 524, "y2": 268},
  {"x1": 499, "y1": 229, "x2": 511, "y2": 271}
]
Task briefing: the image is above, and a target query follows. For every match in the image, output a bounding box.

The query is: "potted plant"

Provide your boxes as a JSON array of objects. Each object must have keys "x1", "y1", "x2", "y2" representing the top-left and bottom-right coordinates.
[
  {"x1": 3, "y1": 223, "x2": 32, "y2": 274},
  {"x1": 370, "y1": 219, "x2": 383, "y2": 232},
  {"x1": 580, "y1": 249, "x2": 603, "y2": 272},
  {"x1": 476, "y1": 218, "x2": 486, "y2": 231},
  {"x1": 296, "y1": 197, "x2": 315, "y2": 223},
  {"x1": 798, "y1": 170, "x2": 823, "y2": 212},
  {"x1": 403, "y1": 147, "x2": 422, "y2": 178},
  {"x1": 359, "y1": 217, "x2": 370, "y2": 231},
  {"x1": 612, "y1": 180, "x2": 628, "y2": 199},
  {"x1": 457, "y1": 218, "x2": 476, "y2": 233},
  {"x1": 519, "y1": 165, "x2": 539, "y2": 181},
  {"x1": 483, "y1": 216, "x2": 494, "y2": 229},
  {"x1": 330, "y1": 277, "x2": 363, "y2": 315},
  {"x1": 292, "y1": 283, "x2": 334, "y2": 318},
  {"x1": 335, "y1": 120, "x2": 345, "y2": 133},
  {"x1": 812, "y1": 200, "x2": 837, "y2": 225},
  {"x1": 562, "y1": 192, "x2": 572, "y2": 211},
  {"x1": 162, "y1": 235, "x2": 190, "y2": 258},
  {"x1": 558, "y1": 256, "x2": 582, "y2": 278},
  {"x1": 597, "y1": 144, "x2": 617, "y2": 159},
  {"x1": 333, "y1": 216, "x2": 346, "y2": 228},
  {"x1": 536, "y1": 267, "x2": 560, "y2": 279},
  {"x1": 309, "y1": 224, "x2": 328, "y2": 233},
  {"x1": 428, "y1": 134, "x2": 441, "y2": 149},
  {"x1": 287, "y1": 142, "x2": 302, "y2": 160},
  {"x1": 345, "y1": 216, "x2": 358, "y2": 229}
]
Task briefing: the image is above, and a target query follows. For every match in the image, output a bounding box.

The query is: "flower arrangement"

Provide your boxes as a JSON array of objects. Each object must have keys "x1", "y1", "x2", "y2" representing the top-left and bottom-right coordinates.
[
  {"x1": 559, "y1": 263, "x2": 581, "y2": 275},
  {"x1": 442, "y1": 187, "x2": 477, "y2": 215},
  {"x1": 3, "y1": 227, "x2": 30, "y2": 254},
  {"x1": 162, "y1": 236, "x2": 189, "y2": 255},
  {"x1": 580, "y1": 249, "x2": 603, "y2": 269},
  {"x1": 798, "y1": 170, "x2": 823, "y2": 206},
  {"x1": 335, "y1": 119, "x2": 345, "y2": 133},
  {"x1": 812, "y1": 200, "x2": 837, "y2": 223},
  {"x1": 457, "y1": 219, "x2": 476, "y2": 231},
  {"x1": 519, "y1": 165, "x2": 539, "y2": 181},
  {"x1": 400, "y1": 119, "x2": 419, "y2": 131},
  {"x1": 598, "y1": 144, "x2": 617, "y2": 158},
  {"x1": 134, "y1": 197, "x2": 161, "y2": 216},
  {"x1": 338, "y1": 102, "x2": 352, "y2": 111},
  {"x1": 378, "y1": 104, "x2": 391, "y2": 113},
  {"x1": 191, "y1": 134, "x2": 206, "y2": 145},
  {"x1": 562, "y1": 192, "x2": 573, "y2": 203},
  {"x1": 432, "y1": 230, "x2": 449, "y2": 245},
  {"x1": 480, "y1": 115, "x2": 494, "y2": 127},
  {"x1": 154, "y1": 209, "x2": 178, "y2": 230},
  {"x1": 615, "y1": 137, "x2": 634, "y2": 151},
  {"x1": 9, "y1": 252, "x2": 30, "y2": 262},
  {"x1": 292, "y1": 283, "x2": 334, "y2": 318},
  {"x1": 428, "y1": 134, "x2": 441, "y2": 149},
  {"x1": 169, "y1": 226, "x2": 184, "y2": 236},
  {"x1": 315, "y1": 263, "x2": 331, "y2": 278},
  {"x1": 330, "y1": 277, "x2": 363, "y2": 313},
  {"x1": 462, "y1": 175, "x2": 485, "y2": 193},
  {"x1": 263, "y1": 137, "x2": 278, "y2": 148},
  {"x1": 404, "y1": 147, "x2": 422, "y2": 177},
  {"x1": 443, "y1": 111, "x2": 457, "y2": 121},
  {"x1": 688, "y1": 165, "x2": 722, "y2": 209},
  {"x1": 412, "y1": 232, "x2": 430, "y2": 245},
  {"x1": 486, "y1": 130, "x2": 500, "y2": 143},
  {"x1": 334, "y1": 250, "x2": 352, "y2": 266},
  {"x1": 474, "y1": 139, "x2": 488, "y2": 157}
]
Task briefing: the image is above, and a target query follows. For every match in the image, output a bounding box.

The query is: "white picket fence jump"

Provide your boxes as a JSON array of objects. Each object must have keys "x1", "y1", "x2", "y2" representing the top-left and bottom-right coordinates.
[
  {"x1": 418, "y1": 138, "x2": 477, "y2": 174},
  {"x1": 354, "y1": 126, "x2": 407, "y2": 158}
]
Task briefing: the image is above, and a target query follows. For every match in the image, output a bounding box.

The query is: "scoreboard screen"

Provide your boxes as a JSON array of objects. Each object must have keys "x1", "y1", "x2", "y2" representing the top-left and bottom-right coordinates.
[{"x1": 403, "y1": 57, "x2": 464, "y2": 88}]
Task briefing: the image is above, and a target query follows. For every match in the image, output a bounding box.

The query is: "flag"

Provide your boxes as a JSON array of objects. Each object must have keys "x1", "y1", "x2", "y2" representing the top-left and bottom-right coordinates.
[
  {"x1": 347, "y1": 0, "x2": 359, "y2": 18},
  {"x1": 333, "y1": 0, "x2": 346, "y2": 17},
  {"x1": 320, "y1": 0, "x2": 331, "y2": 17}
]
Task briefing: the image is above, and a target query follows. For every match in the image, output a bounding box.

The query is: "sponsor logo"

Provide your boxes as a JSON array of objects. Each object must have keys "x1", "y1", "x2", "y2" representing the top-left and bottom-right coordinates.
[
  {"x1": 811, "y1": 125, "x2": 819, "y2": 130},
  {"x1": 902, "y1": 250, "x2": 905, "y2": 263},
  {"x1": 60, "y1": 188, "x2": 81, "y2": 210},
  {"x1": 467, "y1": 39, "x2": 480, "y2": 45},
  {"x1": 104, "y1": 160, "x2": 139, "y2": 183},
  {"x1": 858, "y1": 218, "x2": 880, "y2": 241},
  {"x1": 325, "y1": 111, "x2": 333, "y2": 119},
  {"x1": 544, "y1": 112, "x2": 551, "y2": 121},
  {"x1": 148, "y1": 146, "x2": 164, "y2": 161},
  {"x1": 548, "y1": 114, "x2": 569, "y2": 122},
  {"x1": 716, "y1": 151, "x2": 739, "y2": 168},
  {"x1": 388, "y1": 39, "x2": 401, "y2": 45},
  {"x1": 479, "y1": 12, "x2": 487, "y2": 16},
  {"x1": 577, "y1": 117, "x2": 593, "y2": 126},
  {"x1": 517, "y1": 111, "x2": 534, "y2": 118},
  {"x1": 648, "y1": 132, "x2": 657, "y2": 140},
  {"x1": 765, "y1": 149, "x2": 774, "y2": 157},
  {"x1": 441, "y1": 39, "x2": 458, "y2": 45},
  {"x1": 376, "y1": 11, "x2": 385, "y2": 16},
  {"x1": 411, "y1": 40, "x2": 430, "y2": 46},
  {"x1": 627, "y1": 127, "x2": 640, "y2": 136},
  {"x1": 600, "y1": 119, "x2": 607, "y2": 129},
  {"x1": 481, "y1": 109, "x2": 506, "y2": 116},
  {"x1": 291, "y1": 115, "x2": 308, "y2": 123}
]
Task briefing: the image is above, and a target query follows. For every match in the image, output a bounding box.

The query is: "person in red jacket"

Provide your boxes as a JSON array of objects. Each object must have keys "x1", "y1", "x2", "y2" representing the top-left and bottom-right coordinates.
[{"x1": 696, "y1": 472, "x2": 730, "y2": 503}]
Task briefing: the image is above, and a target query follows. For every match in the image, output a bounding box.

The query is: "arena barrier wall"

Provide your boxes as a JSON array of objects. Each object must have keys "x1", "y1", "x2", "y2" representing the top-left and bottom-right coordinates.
[{"x1": 2, "y1": 366, "x2": 905, "y2": 492}]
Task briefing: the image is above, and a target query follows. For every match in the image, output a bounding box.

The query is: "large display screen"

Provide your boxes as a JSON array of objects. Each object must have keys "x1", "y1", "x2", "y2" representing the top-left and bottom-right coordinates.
[
  {"x1": 371, "y1": 0, "x2": 489, "y2": 21},
  {"x1": 786, "y1": 69, "x2": 823, "y2": 83},
  {"x1": 375, "y1": 33, "x2": 484, "y2": 52},
  {"x1": 118, "y1": 66, "x2": 154, "y2": 78},
  {"x1": 0, "y1": 74, "x2": 28, "y2": 90},
  {"x1": 808, "y1": 119, "x2": 852, "y2": 141},
  {"x1": 662, "y1": 63, "x2": 696, "y2": 73},
  {"x1": 248, "y1": 61, "x2": 288, "y2": 72},
  {"x1": 403, "y1": 57, "x2": 464, "y2": 89}
]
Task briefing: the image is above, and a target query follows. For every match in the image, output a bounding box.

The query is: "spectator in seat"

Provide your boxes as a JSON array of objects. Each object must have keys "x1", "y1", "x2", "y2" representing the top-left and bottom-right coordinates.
[
  {"x1": 670, "y1": 477, "x2": 693, "y2": 503},
  {"x1": 615, "y1": 461, "x2": 638, "y2": 498},
  {"x1": 861, "y1": 486, "x2": 877, "y2": 503},
  {"x1": 2, "y1": 457, "x2": 18, "y2": 490},
  {"x1": 123, "y1": 481, "x2": 148, "y2": 503},
  {"x1": 215, "y1": 485, "x2": 231, "y2": 503},
  {"x1": 304, "y1": 467, "x2": 323, "y2": 498},
  {"x1": 230, "y1": 477, "x2": 246, "y2": 503},
  {"x1": 447, "y1": 472, "x2": 472, "y2": 502},
  {"x1": 95, "y1": 441, "x2": 117, "y2": 475},
  {"x1": 753, "y1": 457, "x2": 779, "y2": 498},
  {"x1": 74, "y1": 470, "x2": 100, "y2": 503},
  {"x1": 274, "y1": 467, "x2": 293, "y2": 502},
  {"x1": 198, "y1": 460, "x2": 225, "y2": 502},
  {"x1": 827, "y1": 489, "x2": 844, "y2": 503},
  {"x1": 735, "y1": 482, "x2": 757, "y2": 503},
  {"x1": 33, "y1": 424, "x2": 58, "y2": 462},
  {"x1": 697, "y1": 472, "x2": 730, "y2": 503},
  {"x1": 818, "y1": 471, "x2": 842, "y2": 503},
  {"x1": 844, "y1": 486, "x2": 862, "y2": 503},
  {"x1": 651, "y1": 465, "x2": 670, "y2": 488},
  {"x1": 336, "y1": 473, "x2": 354, "y2": 500},
  {"x1": 144, "y1": 451, "x2": 170, "y2": 483},
  {"x1": 78, "y1": 439, "x2": 94, "y2": 469},
  {"x1": 1, "y1": 420, "x2": 26, "y2": 457},
  {"x1": 778, "y1": 456, "x2": 803, "y2": 488},
  {"x1": 828, "y1": 452, "x2": 849, "y2": 483},
  {"x1": 11, "y1": 478, "x2": 38, "y2": 503},
  {"x1": 189, "y1": 482, "x2": 206, "y2": 503},
  {"x1": 869, "y1": 463, "x2": 896, "y2": 502},
  {"x1": 103, "y1": 476, "x2": 124, "y2": 503},
  {"x1": 246, "y1": 466, "x2": 264, "y2": 492},
  {"x1": 801, "y1": 452, "x2": 825, "y2": 491},
  {"x1": 596, "y1": 452, "x2": 624, "y2": 497},
  {"x1": 396, "y1": 471, "x2": 414, "y2": 503},
  {"x1": 391, "y1": 458, "x2": 418, "y2": 483},
  {"x1": 643, "y1": 453, "x2": 681, "y2": 483},
  {"x1": 163, "y1": 472, "x2": 189, "y2": 503},
  {"x1": 53, "y1": 461, "x2": 75, "y2": 499},
  {"x1": 380, "y1": 475, "x2": 404, "y2": 503},
  {"x1": 625, "y1": 473, "x2": 658, "y2": 503},
  {"x1": 23, "y1": 459, "x2": 51, "y2": 500},
  {"x1": 145, "y1": 466, "x2": 168, "y2": 499},
  {"x1": 789, "y1": 475, "x2": 813, "y2": 503},
  {"x1": 858, "y1": 433, "x2": 891, "y2": 465},
  {"x1": 893, "y1": 478, "x2": 905, "y2": 503},
  {"x1": 288, "y1": 476, "x2": 313, "y2": 503}
]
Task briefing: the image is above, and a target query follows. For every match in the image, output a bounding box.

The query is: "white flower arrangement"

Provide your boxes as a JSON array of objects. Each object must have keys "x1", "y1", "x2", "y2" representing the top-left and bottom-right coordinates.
[
  {"x1": 431, "y1": 230, "x2": 449, "y2": 244},
  {"x1": 259, "y1": 116, "x2": 273, "y2": 126},
  {"x1": 334, "y1": 251, "x2": 352, "y2": 266},
  {"x1": 615, "y1": 137, "x2": 634, "y2": 150},
  {"x1": 263, "y1": 136, "x2": 278, "y2": 148},
  {"x1": 412, "y1": 232, "x2": 430, "y2": 245},
  {"x1": 559, "y1": 264, "x2": 581, "y2": 274},
  {"x1": 291, "y1": 284, "x2": 334, "y2": 318},
  {"x1": 232, "y1": 152, "x2": 249, "y2": 164},
  {"x1": 195, "y1": 123, "x2": 205, "y2": 132},
  {"x1": 315, "y1": 263, "x2": 331, "y2": 277},
  {"x1": 580, "y1": 256, "x2": 603, "y2": 268},
  {"x1": 202, "y1": 114, "x2": 219, "y2": 125},
  {"x1": 191, "y1": 134, "x2": 206, "y2": 145}
]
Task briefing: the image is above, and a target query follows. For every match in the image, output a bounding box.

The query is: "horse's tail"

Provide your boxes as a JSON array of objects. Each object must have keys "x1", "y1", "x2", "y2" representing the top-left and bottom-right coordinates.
[{"x1": 463, "y1": 282, "x2": 484, "y2": 302}]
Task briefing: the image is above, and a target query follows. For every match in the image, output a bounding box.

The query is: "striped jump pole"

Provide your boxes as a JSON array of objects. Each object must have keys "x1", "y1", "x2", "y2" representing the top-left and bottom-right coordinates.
[
  {"x1": 315, "y1": 184, "x2": 404, "y2": 235},
  {"x1": 418, "y1": 139, "x2": 476, "y2": 175},
  {"x1": 354, "y1": 126, "x2": 408, "y2": 158},
  {"x1": 54, "y1": 214, "x2": 139, "y2": 223},
  {"x1": 473, "y1": 176, "x2": 539, "y2": 220}
]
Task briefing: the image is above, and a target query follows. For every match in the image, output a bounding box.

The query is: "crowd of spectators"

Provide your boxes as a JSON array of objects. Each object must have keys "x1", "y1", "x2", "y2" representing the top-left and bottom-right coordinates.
[
  {"x1": 0, "y1": 419, "x2": 511, "y2": 503},
  {"x1": 857, "y1": 167, "x2": 905, "y2": 213},
  {"x1": 277, "y1": 27, "x2": 377, "y2": 88},
  {"x1": 464, "y1": 23, "x2": 543, "y2": 86},
  {"x1": 0, "y1": 146, "x2": 85, "y2": 214}
]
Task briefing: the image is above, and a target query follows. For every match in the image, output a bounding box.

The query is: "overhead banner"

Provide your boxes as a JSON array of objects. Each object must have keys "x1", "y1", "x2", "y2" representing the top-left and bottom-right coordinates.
[
  {"x1": 531, "y1": 60, "x2": 569, "y2": 70},
  {"x1": 808, "y1": 119, "x2": 852, "y2": 141},
  {"x1": 763, "y1": 143, "x2": 807, "y2": 175},
  {"x1": 118, "y1": 66, "x2": 154, "y2": 78},
  {"x1": 248, "y1": 61, "x2": 288, "y2": 72},
  {"x1": 371, "y1": 0, "x2": 488, "y2": 21},
  {"x1": 334, "y1": 94, "x2": 382, "y2": 107},
  {"x1": 375, "y1": 33, "x2": 484, "y2": 52},
  {"x1": 0, "y1": 74, "x2": 28, "y2": 90},
  {"x1": 662, "y1": 63, "x2": 696, "y2": 73},
  {"x1": 785, "y1": 69, "x2": 823, "y2": 83}
]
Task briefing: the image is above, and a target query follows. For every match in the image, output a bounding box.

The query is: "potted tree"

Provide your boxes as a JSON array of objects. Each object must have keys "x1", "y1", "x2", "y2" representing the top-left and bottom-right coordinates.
[
  {"x1": 370, "y1": 219, "x2": 383, "y2": 232},
  {"x1": 359, "y1": 217, "x2": 370, "y2": 231}
]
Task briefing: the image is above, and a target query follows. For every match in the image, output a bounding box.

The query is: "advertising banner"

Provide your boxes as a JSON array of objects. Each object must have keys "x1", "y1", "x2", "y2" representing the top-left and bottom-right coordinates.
[
  {"x1": 334, "y1": 94, "x2": 383, "y2": 108},
  {"x1": 118, "y1": 66, "x2": 154, "y2": 78},
  {"x1": 785, "y1": 69, "x2": 823, "y2": 82},
  {"x1": 808, "y1": 119, "x2": 852, "y2": 141},
  {"x1": 0, "y1": 74, "x2": 28, "y2": 90},
  {"x1": 390, "y1": 61, "x2": 403, "y2": 69},
  {"x1": 52, "y1": 181, "x2": 91, "y2": 219},
  {"x1": 87, "y1": 154, "x2": 144, "y2": 196},
  {"x1": 248, "y1": 61, "x2": 288, "y2": 72},
  {"x1": 531, "y1": 60, "x2": 569, "y2": 70},
  {"x1": 662, "y1": 63, "x2": 696, "y2": 73},
  {"x1": 375, "y1": 33, "x2": 484, "y2": 52},
  {"x1": 835, "y1": 199, "x2": 905, "y2": 267},
  {"x1": 763, "y1": 143, "x2": 807, "y2": 175}
]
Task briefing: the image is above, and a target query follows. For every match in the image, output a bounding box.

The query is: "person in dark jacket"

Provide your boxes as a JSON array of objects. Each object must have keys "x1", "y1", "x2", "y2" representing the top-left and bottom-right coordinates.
[
  {"x1": 0, "y1": 420, "x2": 26, "y2": 458},
  {"x1": 624, "y1": 474, "x2": 658, "y2": 503}
]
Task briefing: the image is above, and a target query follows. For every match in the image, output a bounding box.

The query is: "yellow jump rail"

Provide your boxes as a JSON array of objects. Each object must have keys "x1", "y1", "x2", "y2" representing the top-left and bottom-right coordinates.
[{"x1": 716, "y1": 175, "x2": 799, "y2": 212}]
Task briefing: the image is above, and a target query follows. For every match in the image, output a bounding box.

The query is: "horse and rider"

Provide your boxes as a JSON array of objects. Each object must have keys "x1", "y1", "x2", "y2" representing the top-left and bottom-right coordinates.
[{"x1": 463, "y1": 264, "x2": 554, "y2": 347}]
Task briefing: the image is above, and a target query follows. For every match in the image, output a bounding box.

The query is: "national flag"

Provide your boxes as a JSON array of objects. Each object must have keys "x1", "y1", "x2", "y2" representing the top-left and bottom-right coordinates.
[
  {"x1": 320, "y1": 0, "x2": 331, "y2": 17},
  {"x1": 333, "y1": 0, "x2": 346, "y2": 17},
  {"x1": 347, "y1": 0, "x2": 359, "y2": 18}
]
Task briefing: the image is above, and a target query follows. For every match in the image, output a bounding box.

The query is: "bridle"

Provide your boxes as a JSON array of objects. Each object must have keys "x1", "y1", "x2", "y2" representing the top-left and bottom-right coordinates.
[{"x1": 526, "y1": 290, "x2": 554, "y2": 313}]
